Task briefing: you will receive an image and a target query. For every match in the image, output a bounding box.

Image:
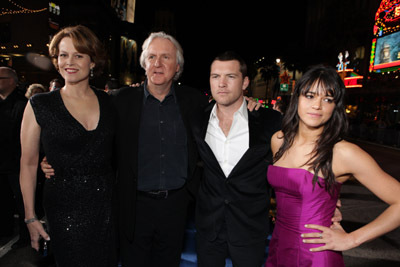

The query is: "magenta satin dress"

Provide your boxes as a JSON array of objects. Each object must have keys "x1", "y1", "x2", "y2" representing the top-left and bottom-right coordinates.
[{"x1": 265, "y1": 166, "x2": 344, "y2": 267}]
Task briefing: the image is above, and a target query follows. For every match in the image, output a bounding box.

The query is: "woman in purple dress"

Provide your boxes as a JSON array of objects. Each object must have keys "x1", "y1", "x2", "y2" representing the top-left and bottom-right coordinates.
[{"x1": 266, "y1": 65, "x2": 400, "y2": 266}]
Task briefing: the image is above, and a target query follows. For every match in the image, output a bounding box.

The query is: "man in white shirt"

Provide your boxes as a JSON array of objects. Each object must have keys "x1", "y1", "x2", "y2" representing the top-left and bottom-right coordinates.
[
  {"x1": 192, "y1": 51, "x2": 282, "y2": 267},
  {"x1": 205, "y1": 74, "x2": 249, "y2": 178}
]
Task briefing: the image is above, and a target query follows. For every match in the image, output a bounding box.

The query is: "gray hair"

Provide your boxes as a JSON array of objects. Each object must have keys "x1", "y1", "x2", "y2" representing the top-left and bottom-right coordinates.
[
  {"x1": 139, "y1": 32, "x2": 184, "y2": 81},
  {"x1": 0, "y1": 66, "x2": 18, "y2": 84}
]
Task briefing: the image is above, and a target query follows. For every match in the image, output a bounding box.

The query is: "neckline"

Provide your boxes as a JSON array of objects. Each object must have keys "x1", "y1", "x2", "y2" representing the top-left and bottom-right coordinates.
[
  {"x1": 56, "y1": 88, "x2": 101, "y2": 132},
  {"x1": 270, "y1": 165, "x2": 343, "y2": 184}
]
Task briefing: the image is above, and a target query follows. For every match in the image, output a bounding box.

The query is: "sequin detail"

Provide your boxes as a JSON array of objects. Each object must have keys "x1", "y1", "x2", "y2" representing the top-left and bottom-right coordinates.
[{"x1": 30, "y1": 89, "x2": 117, "y2": 267}]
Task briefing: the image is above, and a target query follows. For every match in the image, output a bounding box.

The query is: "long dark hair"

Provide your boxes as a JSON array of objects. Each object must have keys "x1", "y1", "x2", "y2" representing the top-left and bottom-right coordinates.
[{"x1": 274, "y1": 64, "x2": 348, "y2": 192}]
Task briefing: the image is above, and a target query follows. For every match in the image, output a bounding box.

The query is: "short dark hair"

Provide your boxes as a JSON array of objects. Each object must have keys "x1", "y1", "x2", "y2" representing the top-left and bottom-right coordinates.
[
  {"x1": 212, "y1": 51, "x2": 248, "y2": 78},
  {"x1": 50, "y1": 78, "x2": 62, "y2": 85}
]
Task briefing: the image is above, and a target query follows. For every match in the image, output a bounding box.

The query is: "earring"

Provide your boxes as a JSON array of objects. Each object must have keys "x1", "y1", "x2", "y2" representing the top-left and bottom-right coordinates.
[{"x1": 90, "y1": 68, "x2": 94, "y2": 78}]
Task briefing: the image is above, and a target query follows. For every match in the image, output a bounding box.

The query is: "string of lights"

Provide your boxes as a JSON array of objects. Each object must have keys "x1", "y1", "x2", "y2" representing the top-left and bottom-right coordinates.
[{"x1": 0, "y1": 0, "x2": 47, "y2": 16}]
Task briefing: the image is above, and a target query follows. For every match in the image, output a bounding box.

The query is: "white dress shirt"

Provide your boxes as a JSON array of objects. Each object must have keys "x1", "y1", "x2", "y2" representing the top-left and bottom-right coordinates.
[{"x1": 205, "y1": 98, "x2": 249, "y2": 177}]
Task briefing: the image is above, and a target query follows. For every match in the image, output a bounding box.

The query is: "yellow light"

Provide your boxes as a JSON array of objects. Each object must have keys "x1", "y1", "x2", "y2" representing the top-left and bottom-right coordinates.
[
  {"x1": 344, "y1": 76, "x2": 363, "y2": 80},
  {"x1": 0, "y1": 0, "x2": 47, "y2": 16}
]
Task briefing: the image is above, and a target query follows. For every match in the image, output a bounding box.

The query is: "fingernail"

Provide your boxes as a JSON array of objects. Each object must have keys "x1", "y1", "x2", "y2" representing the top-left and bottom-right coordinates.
[
  {"x1": 300, "y1": 234, "x2": 304, "y2": 237},
  {"x1": 302, "y1": 239, "x2": 306, "y2": 243},
  {"x1": 304, "y1": 224, "x2": 308, "y2": 227}
]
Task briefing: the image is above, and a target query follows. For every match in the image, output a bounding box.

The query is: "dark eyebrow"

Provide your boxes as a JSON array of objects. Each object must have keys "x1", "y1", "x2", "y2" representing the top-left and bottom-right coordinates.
[{"x1": 307, "y1": 90, "x2": 333, "y2": 97}]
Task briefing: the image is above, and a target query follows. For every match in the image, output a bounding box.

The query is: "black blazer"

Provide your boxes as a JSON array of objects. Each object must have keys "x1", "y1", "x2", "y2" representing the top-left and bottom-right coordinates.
[
  {"x1": 111, "y1": 84, "x2": 208, "y2": 241},
  {"x1": 192, "y1": 102, "x2": 282, "y2": 246}
]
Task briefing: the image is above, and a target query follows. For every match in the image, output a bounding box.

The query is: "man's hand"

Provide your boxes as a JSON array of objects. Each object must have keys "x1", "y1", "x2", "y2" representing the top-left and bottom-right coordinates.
[
  {"x1": 40, "y1": 156, "x2": 55, "y2": 179},
  {"x1": 245, "y1": 96, "x2": 261, "y2": 111},
  {"x1": 129, "y1": 81, "x2": 144, "y2": 87}
]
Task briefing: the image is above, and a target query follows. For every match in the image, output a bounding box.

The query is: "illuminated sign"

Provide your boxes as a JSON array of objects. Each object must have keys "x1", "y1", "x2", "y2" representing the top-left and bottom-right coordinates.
[
  {"x1": 369, "y1": 38, "x2": 377, "y2": 72},
  {"x1": 373, "y1": 30, "x2": 400, "y2": 71},
  {"x1": 337, "y1": 67, "x2": 363, "y2": 88},
  {"x1": 49, "y1": 2, "x2": 60, "y2": 15},
  {"x1": 370, "y1": 1, "x2": 400, "y2": 72},
  {"x1": 383, "y1": 4, "x2": 400, "y2": 22},
  {"x1": 374, "y1": 0, "x2": 400, "y2": 36}
]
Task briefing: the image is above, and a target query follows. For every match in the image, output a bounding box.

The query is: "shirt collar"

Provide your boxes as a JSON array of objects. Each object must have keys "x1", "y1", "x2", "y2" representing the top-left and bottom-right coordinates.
[
  {"x1": 210, "y1": 97, "x2": 248, "y2": 121},
  {"x1": 143, "y1": 80, "x2": 177, "y2": 103}
]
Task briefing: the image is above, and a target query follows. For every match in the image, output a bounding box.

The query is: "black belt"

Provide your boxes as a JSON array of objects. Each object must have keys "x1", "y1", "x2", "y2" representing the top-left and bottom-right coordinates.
[{"x1": 138, "y1": 187, "x2": 182, "y2": 199}]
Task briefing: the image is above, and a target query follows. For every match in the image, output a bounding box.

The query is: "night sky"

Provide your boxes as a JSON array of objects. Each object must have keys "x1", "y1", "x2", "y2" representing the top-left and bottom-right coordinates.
[{"x1": 135, "y1": 0, "x2": 307, "y2": 89}]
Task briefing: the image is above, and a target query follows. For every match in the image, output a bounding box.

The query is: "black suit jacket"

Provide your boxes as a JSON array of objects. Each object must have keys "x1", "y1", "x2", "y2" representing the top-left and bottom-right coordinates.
[
  {"x1": 111, "y1": 84, "x2": 208, "y2": 241},
  {"x1": 192, "y1": 102, "x2": 282, "y2": 246}
]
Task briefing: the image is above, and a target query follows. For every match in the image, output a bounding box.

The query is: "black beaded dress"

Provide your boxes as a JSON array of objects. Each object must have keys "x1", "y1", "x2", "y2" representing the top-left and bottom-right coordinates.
[{"x1": 30, "y1": 88, "x2": 117, "y2": 267}]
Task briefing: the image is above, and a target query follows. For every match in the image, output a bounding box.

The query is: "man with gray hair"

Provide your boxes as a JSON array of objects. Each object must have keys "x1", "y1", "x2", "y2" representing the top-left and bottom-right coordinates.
[
  {"x1": 0, "y1": 66, "x2": 29, "y2": 248},
  {"x1": 112, "y1": 32, "x2": 208, "y2": 266}
]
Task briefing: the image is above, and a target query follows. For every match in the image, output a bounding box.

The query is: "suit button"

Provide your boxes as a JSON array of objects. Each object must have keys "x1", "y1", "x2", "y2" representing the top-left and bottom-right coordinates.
[
  {"x1": 225, "y1": 179, "x2": 230, "y2": 184},
  {"x1": 224, "y1": 199, "x2": 230, "y2": 204}
]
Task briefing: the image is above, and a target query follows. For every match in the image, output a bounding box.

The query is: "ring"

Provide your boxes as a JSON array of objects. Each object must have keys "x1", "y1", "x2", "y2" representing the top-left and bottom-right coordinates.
[{"x1": 319, "y1": 233, "x2": 323, "y2": 239}]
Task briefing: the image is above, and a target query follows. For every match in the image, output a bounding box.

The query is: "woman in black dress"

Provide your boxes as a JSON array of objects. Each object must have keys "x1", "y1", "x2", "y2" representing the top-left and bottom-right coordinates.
[{"x1": 20, "y1": 25, "x2": 116, "y2": 267}]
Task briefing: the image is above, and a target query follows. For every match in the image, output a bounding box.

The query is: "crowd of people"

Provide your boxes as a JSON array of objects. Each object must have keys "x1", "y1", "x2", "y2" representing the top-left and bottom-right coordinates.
[{"x1": 0, "y1": 24, "x2": 399, "y2": 267}]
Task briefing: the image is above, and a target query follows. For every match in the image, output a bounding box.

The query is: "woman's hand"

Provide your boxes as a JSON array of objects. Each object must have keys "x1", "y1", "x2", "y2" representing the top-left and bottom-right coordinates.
[
  {"x1": 301, "y1": 224, "x2": 356, "y2": 252},
  {"x1": 26, "y1": 220, "x2": 50, "y2": 251}
]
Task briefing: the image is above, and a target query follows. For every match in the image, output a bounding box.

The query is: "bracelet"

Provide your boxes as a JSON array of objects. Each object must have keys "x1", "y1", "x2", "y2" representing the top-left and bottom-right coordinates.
[{"x1": 24, "y1": 217, "x2": 38, "y2": 224}]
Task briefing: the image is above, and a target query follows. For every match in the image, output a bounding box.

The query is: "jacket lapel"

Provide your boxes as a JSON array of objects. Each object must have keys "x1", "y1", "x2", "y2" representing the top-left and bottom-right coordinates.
[
  {"x1": 201, "y1": 102, "x2": 214, "y2": 139},
  {"x1": 199, "y1": 102, "x2": 227, "y2": 177},
  {"x1": 128, "y1": 88, "x2": 144, "y2": 175},
  {"x1": 227, "y1": 109, "x2": 266, "y2": 178},
  {"x1": 248, "y1": 109, "x2": 264, "y2": 148}
]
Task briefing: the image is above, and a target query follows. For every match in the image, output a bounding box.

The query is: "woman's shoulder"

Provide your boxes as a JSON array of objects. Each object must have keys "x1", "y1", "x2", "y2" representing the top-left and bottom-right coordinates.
[
  {"x1": 30, "y1": 90, "x2": 58, "y2": 107},
  {"x1": 271, "y1": 130, "x2": 284, "y2": 153},
  {"x1": 272, "y1": 130, "x2": 284, "y2": 140},
  {"x1": 333, "y1": 140, "x2": 369, "y2": 168},
  {"x1": 333, "y1": 140, "x2": 362, "y2": 156},
  {"x1": 31, "y1": 90, "x2": 57, "y2": 99}
]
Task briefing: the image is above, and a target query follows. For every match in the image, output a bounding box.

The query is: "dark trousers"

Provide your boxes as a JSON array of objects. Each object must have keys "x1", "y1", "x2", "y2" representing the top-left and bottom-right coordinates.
[
  {"x1": 120, "y1": 187, "x2": 190, "y2": 267},
  {"x1": 196, "y1": 223, "x2": 266, "y2": 267},
  {"x1": 0, "y1": 173, "x2": 29, "y2": 240}
]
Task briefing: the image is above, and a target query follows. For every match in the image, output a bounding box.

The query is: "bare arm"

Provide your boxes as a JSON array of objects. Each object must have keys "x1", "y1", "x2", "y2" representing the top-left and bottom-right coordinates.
[
  {"x1": 303, "y1": 142, "x2": 400, "y2": 251},
  {"x1": 20, "y1": 102, "x2": 50, "y2": 250},
  {"x1": 270, "y1": 131, "x2": 284, "y2": 156}
]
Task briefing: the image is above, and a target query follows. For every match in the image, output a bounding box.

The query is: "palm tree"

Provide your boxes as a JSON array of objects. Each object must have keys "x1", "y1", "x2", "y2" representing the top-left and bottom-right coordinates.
[{"x1": 259, "y1": 62, "x2": 280, "y2": 99}]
